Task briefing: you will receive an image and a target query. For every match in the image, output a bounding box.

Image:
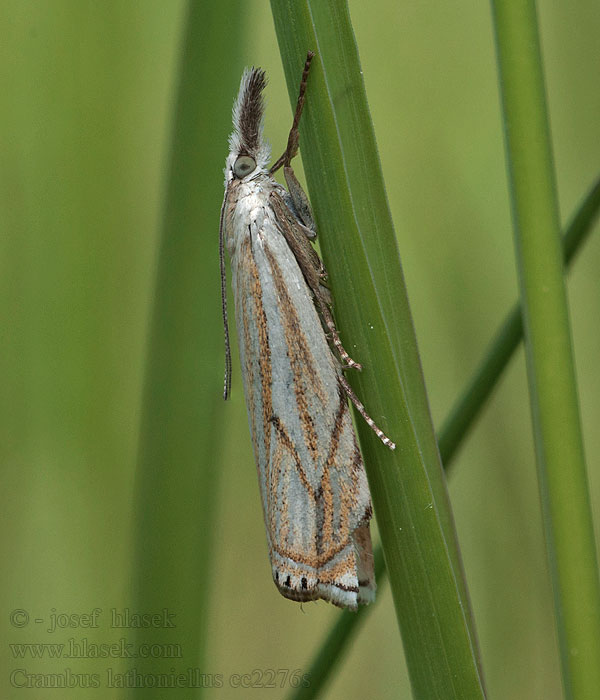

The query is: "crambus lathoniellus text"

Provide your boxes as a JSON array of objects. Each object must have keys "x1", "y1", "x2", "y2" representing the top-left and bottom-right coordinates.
[{"x1": 219, "y1": 52, "x2": 395, "y2": 609}]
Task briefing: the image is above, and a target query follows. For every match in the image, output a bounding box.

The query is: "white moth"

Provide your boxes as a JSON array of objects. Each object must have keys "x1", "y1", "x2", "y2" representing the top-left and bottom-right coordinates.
[{"x1": 220, "y1": 52, "x2": 395, "y2": 610}]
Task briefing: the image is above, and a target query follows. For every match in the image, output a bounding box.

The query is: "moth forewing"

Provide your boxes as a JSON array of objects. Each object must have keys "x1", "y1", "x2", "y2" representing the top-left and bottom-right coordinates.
[
  {"x1": 231, "y1": 225, "x2": 374, "y2": 609},
  {"x1": 220, "y1": 53, "x2": 393, "y2": 610}
]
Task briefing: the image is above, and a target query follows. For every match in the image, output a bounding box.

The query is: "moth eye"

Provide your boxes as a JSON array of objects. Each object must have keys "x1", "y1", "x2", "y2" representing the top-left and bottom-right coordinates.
[{"x1": 233, "y1": 155, "x2": 257, "y2": 178}]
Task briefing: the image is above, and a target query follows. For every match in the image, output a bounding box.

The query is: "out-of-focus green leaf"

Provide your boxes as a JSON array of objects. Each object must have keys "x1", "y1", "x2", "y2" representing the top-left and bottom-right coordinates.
[
  {"x1": 131, "y1": 3, "x2": 247, "y2": 696},
  {"x1": 491, "y1": 2, "x2": 600, "y2": 697}
]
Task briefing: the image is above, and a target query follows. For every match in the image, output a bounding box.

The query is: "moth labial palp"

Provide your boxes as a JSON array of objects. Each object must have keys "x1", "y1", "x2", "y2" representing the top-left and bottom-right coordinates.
[{"x1": 219, "y1": 51, "x2": 395, "y2": 611}]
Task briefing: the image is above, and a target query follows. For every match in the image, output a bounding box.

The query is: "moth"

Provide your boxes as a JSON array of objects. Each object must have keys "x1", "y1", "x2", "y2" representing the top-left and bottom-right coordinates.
[{"x1": 219, "y1": 52, "x2": 395, "y2": 609}]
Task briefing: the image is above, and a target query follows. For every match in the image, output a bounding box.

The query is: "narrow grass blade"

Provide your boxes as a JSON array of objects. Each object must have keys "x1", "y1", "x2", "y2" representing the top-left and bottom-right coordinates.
[
  {"x1": 289, "y1": 174, "x2": 600, "y2": 700},
  {"x1": 491, "y1": 2, "x2": 600, "y2": 697},
  {"x1": 440, "y1": 176, "x2": 600, "y2": 467},
  {"x1": 130, "y1": 3, "x2": 246, "y2": 695},
  {"x1": 271, "y1": 1, "x2": 486, "y2": 697}
]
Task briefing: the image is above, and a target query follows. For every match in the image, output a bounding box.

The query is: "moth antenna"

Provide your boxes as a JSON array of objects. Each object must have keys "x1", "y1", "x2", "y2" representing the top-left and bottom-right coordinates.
[{"x1": 219, "y1": 194, "x2": 232, "y2": 400}]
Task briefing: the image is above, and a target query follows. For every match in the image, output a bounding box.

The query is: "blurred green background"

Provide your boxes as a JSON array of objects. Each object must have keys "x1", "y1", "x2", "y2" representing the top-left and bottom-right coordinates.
[{"x1": 2, "y1": 2, "x2": 599, "y2": 699}]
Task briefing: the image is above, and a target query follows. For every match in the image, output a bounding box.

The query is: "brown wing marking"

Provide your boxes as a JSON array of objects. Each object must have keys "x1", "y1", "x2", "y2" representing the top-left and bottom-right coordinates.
[
  {"x1": 270, "y1": 190, "x2": 362, "y2": 371},
  {"x1": 262, "y1": 243, "x2": 324, "y2": 466},
  {"x1": 238, "y1": 236, "x2": 273, "y2": 516},
  {"x1": 242, "y1": 232, "x2": 371, "y2": 601},
  {"x1": 317, "y1": 390, "x2": 348, "y2": 556}
]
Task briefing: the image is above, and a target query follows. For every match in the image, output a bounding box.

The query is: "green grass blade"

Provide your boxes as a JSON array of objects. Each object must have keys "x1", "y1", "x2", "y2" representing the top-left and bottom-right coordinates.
[
  {"x1": 271, "y1": 1, "x2": 486, "y2": 697},
  {"x1": 491, "y1": 2, "x2": 600, "y2": 697},
  {"x1": 130, "y1": 3, "x2": 246, "y2": 695},
  {"x1": 439, "y1": 176, "x2": 600, "y2": 467},
  {"x1": 289, "y1": 174, "x2": 600, "y2": 700},
  {"x1": 288, "y1": 548, "x2": 387, "y2": 700}
]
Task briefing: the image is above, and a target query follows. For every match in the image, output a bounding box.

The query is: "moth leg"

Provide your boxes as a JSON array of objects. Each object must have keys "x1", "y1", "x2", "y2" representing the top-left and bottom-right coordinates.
[
  {"x1": 338, "y1": 375, "x2": 396, "y2": 451},
  {"x1": 269, "y1": 52, "x2": 317, "y2": 240},
  {"x1": 268, "y1": 52, "x2": 362, "y2": 371},
  {"x1": 270, "y1": 51, "x2": 314, "y2": 175},
  {"x1": 316, "y1": 293, "x2": 362, "y2": 371},
  {"x1": 270, "y1": 191, "x2": 362, "y2": 372},
  {"x1": 270, "y1": 191, "x2": 323, "y2": 282},
  {"x1": 284, "y1": 165, "x2": 316, "y2": 239}
]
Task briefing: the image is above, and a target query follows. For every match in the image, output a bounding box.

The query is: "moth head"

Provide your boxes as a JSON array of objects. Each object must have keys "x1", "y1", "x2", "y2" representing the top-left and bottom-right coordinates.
[{"x1": 225, "y1": 67, "x2": 271, "y2": 183}]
